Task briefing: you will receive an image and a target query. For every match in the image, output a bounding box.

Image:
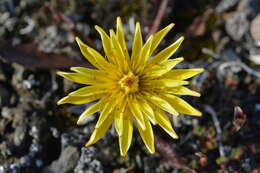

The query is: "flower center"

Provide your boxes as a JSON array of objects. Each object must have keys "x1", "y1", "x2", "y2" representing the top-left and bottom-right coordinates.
[{"x1": 119, "y1": 72, "x2": 139, "y2": 93}]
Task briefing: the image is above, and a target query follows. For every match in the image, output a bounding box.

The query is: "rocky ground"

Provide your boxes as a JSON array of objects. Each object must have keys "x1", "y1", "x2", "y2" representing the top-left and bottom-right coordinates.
[{"x1": 0, "y1": 0, "x2": 260, "y2": 172}]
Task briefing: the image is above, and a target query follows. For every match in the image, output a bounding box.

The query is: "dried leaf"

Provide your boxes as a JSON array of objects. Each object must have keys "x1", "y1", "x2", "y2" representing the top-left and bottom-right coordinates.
[
  {"x1": 0, "y1": 42, "x2": 89, "y2": 69},
  {"x1": 232, "y1": 106, "x2": 246, "y2": 132}
]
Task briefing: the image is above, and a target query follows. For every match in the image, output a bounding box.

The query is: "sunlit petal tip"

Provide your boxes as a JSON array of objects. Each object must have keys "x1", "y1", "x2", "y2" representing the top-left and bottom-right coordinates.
[
  {"x1": 196, "y1": 68, "x2": 205, "y2": 74},
  {"x1": 179, "y1": 36, "x2": 185, "y2": 41},
  {"x1": 136, "y1": 22, "x2": 141, "y2": 28},
  {"x1": 169, "y1": 23, "x2": 175, "y2": 28},
  {"x1": 192, "y1": 111, "x2": 203, "y2": 117},
  {"x1": 183, "y1": 81, "x2": 189, "y2": 85},
  {"x1": 57, "y1": 96, "x2": 69, "y2": 105},
  {"x1": 116, "y1": 16, "x2": 122, "y2": 23},
  {"x1": 173, "y1": 134, "x2": 179, "y2": 139},
  {"x1": 194, "y1": 93, "x2": 201, "y2": 97},
  {"x1": 176, "y1": 57, "x2": 184, "y2": 61},
  {"x1": 56, "y1": 71, "x2": 65, "y2": 77},
  {"x1": 164, "y1": 23, "x2": 175, "y2": 31},
  {"x1": 75, "y1": 36, "x2": 83, "y2": 45},
  {"x1": 77, "y1": 115, "x2": 88, "y2": 125},
  {"x1": 198, "y1": 68, "x2": 205, "y2": 72},
  {"x1": 94, "y1": 25, "x2": 103, "y2": 32},
  {"x1": 121, "y1": 153, "x2": 127, "y2": 157},
  {"x1": 148, "y1": 146, "x2": 155, "y2": 154},
  {"x1": 85, "y1": 141, "x2": 92, "y2": 147}
]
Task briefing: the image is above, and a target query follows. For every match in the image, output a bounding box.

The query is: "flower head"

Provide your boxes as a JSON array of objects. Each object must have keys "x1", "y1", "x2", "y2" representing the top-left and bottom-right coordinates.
[{"x1": 57, "y1": 17, "x2": 204, "y2": 156}]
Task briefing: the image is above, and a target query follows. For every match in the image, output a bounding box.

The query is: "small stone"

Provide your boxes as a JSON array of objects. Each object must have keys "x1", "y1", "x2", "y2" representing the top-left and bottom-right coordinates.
[
  {"x1": 74, "y1": 147, "x2": 103, "y2": 173},
  {"x1": 1, "y1": 107, "x2": 13, "y2": 119},
  {"x1": 250, "y1": 14, "x2": 260, "y2": 41},
  {"x1": 216, "y1": 0, "x2": 240, "y2": 13},
  {"x1": 225, "y1": 12, "x2": 249, "y2": 41},
  {"x1": 0, "y1": 85, "x2": 10, "y2": 106},
  {"x1": 13, "y1": 124, "x2": 27, "y2": 148},
  {"x1": 42, "y1": 146, "x2": 80, "y2": 173}
]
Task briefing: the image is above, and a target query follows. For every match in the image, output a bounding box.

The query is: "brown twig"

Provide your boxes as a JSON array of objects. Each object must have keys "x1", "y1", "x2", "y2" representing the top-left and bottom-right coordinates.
[
  {"x1": 146, "y1": 0, "x2": 169, "y2": 39},
  {"x1": 155, "y1": 136, "x2": 197, "y2": 173}
]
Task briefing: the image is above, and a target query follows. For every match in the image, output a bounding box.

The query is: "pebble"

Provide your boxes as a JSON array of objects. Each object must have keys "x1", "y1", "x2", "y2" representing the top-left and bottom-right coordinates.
[
  {"x1": 250, "y1": 14, "x2": 260, "y2": 42},
  {"x1": 225, "y1": 12, "x2": 249, "y2": 41}
]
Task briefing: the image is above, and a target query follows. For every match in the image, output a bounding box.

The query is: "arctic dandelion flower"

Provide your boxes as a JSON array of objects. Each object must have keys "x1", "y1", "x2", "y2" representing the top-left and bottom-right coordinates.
[{"x1": 57, "y1": 17, "x2": 204, "y2": 156}]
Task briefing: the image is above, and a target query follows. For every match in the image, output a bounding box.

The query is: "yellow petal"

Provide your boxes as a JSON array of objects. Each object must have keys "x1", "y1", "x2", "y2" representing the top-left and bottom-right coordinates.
[
  {"x1": 57, "y1": 94, "x2": 105, "y2": 105},
  {"x1": 77, "y1": 100, "x2": 104, "y2": 125},
  {"x1": 149, "y1": 36, "x2": 184, "y2": 65},
  {"x1": 71, "y1": 67, "x2": 118, "y2": 81},
  {"x1": 110, "y1": 30, "x2": 127, "y2": 73},
  {"x1": 114, "y1": 112, "x2": 124, "y2": 137},
  {"x1": 114, "y1": 100, "x2": 127, "y2": 136},
  {"x1": 119, "y1": 118, "x2": 133, "y2": 156},
  {"x1": 163, "y1": 68, "x2": 204, "y2": 80},
  {"x1": 155, "y1": 108, "x2": 179, "y2": 139},
  {"x1": 136, "y1": 116, "x2": 155, "y2": 154},
  {"x1": 131, "y1": 22, "x2": 143, "y2": 68},
  {"x1": 139, "y1": 99, "x2": 157, "y2": 125},
  {"x1": 85, "y1": 46, "x2": 116, "y2": 71},
  {"x1": 166, "y1": 86, "x2": 201, "y2": 97},
  {"x1": 163, "y1": 94, "x2": 202, "y2": 116},
  {"x1": 128, "y1": 96, "x2": 146, "y2": 130},
  {"x1": 116, "y1": 17, "x2": 130, "y2": 62},
  {"x1": 95, "y1": 26, "x2": 116, "y2": 64},
  {"x1": 57, "y1": 71, "x2": 100, "y2": 85},
  {"x1": 135, "y1": 35, "x2": 154, "y2": 73},
  {"x1": 145, "y1": 79, "x2": 188, "y2": 88},
  {"x1": 85, "y1": 115, "x2": 113, "y2": 146},
  {"x1": 68, "y1": 86, "x2": 107, "y2": 96},
  {"x1": 70, "y1": 67, "x2": 105, "y2": 75},
  {"x1": 143, "y1": 57, "x2": 184, "y2": 78},
  {"x1": 146, "y1": 95, "x2": 179, "y2": 116},
  {"x1": 150, "y1": 23, "x2": 175, "y2": 54},
  {"x1": 75, "y1": 37, "x2": 103, "y2": 69},
  {"x1": 95, "y1": 100, "x2": 116, "y2": 128}
]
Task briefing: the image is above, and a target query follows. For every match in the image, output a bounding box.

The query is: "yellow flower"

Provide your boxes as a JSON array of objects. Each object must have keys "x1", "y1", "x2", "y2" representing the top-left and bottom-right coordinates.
[{"x1": 57, "y1": 17, "x2": 204, "y2": 156}]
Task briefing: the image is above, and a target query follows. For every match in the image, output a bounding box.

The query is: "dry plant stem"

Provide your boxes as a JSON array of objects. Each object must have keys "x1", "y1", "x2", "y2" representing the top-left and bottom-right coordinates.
[
  {"x1": 219, "y1": 61, "x2": 260, "y2": 78},
  {"x1": 202, "y1": 48, "x2": 260, "y2": 78},
  {"x1": 204, "y1": 105, "x2": 225, "y2": 157},
  {"x1": 146, "y1": 0, "x2": 169, "y2": 39},
  {"x1": 155, "y1": 136, "x2": 197, "y2": 173}
]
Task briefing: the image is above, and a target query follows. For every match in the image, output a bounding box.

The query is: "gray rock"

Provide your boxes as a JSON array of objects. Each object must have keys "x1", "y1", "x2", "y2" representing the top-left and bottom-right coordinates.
[
  {"x1": 143, "y1": 156, "x2": 159, "y2": 173},
  {"x1": 74, "y1": 147, "x2": 103, "y2": 173},
  {"x1": 216, "y1": 0, "x2": 240, "y2": 13},
  {"x1": 0, "y1": 85, "x2": 10, "y2": 106},
  {"x1": 0, "y1": 141, "x2": 12, "y2": 158},
  {"x1": 1, "y1": 107, "x2": 13, "y2": 120},
  {"x1": 13, "y1": 124, "x2": 27, "y2": 148},
  {"x1": 225, "y1": 12, "x2": 249, "y2": 41},
  {"x1": 42, "y1": 146, "x2": 80, "y2": 173},
  {"x1": 250, "y1": 14, "x2": 260, "y2": 41},
  {"x1": 61, "y1": 127, "x2": 91, "y2": 150}
]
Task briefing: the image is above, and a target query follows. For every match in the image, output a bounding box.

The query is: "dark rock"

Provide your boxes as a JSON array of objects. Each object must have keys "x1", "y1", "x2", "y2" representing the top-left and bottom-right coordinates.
[
  {"x1": 42, "y1": 146, "x2": 80, "y2": 173},
  {"x1": 74, "y1": 147, "x2": 104, "y2": 173},
  {"x1": 143, "y1": 156, "x2": 160, "y2": 173},
  {"x1": 60, "y1": 127, "x2": 91, "y2": 150},
  {"x1": 0, "y1": 85, "x2": 10, "y2": 106}
]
